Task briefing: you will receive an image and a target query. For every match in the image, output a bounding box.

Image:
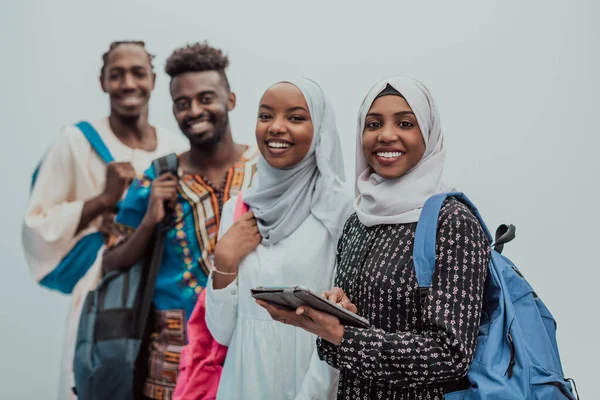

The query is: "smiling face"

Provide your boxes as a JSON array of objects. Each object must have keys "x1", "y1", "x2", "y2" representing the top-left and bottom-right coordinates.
[
  {"x1": 100, "y1": 43, "x2": 155, "y2": 118},
  {"x1": 170, "y1": 70, "x2": 235, "y2": 149},
  {"x1": 361, "y1": 94, "x2": 426, "y2": 179},
  {"x1": 255, "y1": 83, "x2": 314, "y2": 169}
]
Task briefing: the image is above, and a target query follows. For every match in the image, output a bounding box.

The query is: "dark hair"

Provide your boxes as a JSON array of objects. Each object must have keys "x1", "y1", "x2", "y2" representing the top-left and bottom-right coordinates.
[
  {"x1": 165, "y1": 42, "x2": 231, "y2": 91},
  {"x1": 101, "y1": 41, "x2": 155, "y2": 76}
]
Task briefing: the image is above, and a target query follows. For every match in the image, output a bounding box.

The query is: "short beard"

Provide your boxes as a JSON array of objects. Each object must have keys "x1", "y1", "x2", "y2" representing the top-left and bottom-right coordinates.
[{"x1": 189, "y1": 112, "x2": 229, "y2": 152}]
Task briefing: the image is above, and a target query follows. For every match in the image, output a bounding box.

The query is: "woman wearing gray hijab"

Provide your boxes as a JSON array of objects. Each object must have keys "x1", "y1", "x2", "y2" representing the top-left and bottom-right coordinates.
[
  {"x1": 205, "y1": 78, "x2": 352, "y2": 399},
  {"x1": 261, "y1": 76, "x2": 491, "y2": 399}
]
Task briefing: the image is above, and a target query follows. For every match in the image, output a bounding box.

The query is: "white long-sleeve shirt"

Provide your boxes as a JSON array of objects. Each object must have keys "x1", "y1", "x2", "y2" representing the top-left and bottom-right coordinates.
[
  {"x1": 21, "y1": 117, "x2": 188, "y2": 399},
  {"x1": 205, "y1": 197, "x2": 339, "y2": 400}
]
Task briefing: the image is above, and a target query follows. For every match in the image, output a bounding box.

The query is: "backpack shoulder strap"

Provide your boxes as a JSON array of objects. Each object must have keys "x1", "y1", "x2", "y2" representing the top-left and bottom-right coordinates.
[
  {"x1": 75, "y1": 121, "x2": 114, "y2": 164},
  {"x1": 31, "y1": 121, "x2": 114, "y2": 190},
  {"x1": 413, "y1": 192, "x2": 492, "y2": 289},
  {"x1": 135, "y1": 153, "x2": 179, "y2": 335}
]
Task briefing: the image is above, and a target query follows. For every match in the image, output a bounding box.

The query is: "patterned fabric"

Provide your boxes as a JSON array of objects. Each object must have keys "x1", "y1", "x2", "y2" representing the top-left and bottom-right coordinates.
[
  {"x1": 111, "y1": 146, "x2": 259, "y2": 321},
  {"x1": 108, "y1": 147, "x2": 258, "y2": 400},
  {"x1": 104, "y1": 218, "x2": 135, "y2": 249},
  {"x1": 144, "y1": 310, "x2": 187, "y2": 400},
  {"x1": 317, "y1": 198, "x2": 491, "y2": 400}
]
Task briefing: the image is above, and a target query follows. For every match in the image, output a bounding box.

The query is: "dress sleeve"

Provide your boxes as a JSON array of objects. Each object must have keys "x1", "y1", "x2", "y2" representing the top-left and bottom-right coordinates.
[
  {"x1": 204, "y1": 197, "x2": 239, "y2": 346},
  {"x1": 22, "y1": 126, "x2": 89, "y2": 283},
  {"x1": 295, "y1": 346, "x2": 339, "y2": 400},
  {"x1": 320, "y1": 201, "x2": 490, "y2": 387},
  {"x1": 317, "y1": 217, "x2": 351, "y2": 369}
]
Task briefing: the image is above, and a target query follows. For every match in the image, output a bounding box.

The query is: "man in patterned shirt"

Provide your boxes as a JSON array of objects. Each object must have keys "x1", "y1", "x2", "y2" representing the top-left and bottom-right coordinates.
[{"x1": 102, "y1": 42, "x2": 259, "y2": 399}]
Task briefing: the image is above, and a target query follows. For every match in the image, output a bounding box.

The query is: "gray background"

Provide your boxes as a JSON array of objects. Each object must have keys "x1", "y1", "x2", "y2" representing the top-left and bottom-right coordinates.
[{"x1": 1, "y1": 0, "x2": 597, "y2": 398}]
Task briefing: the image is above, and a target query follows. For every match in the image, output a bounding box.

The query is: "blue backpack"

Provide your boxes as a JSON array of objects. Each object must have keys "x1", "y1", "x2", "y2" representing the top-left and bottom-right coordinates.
[
  {"x1": 31, "y1": 121, "x2": 116, "y2": 294},
  {"x1": 73, "y1": 153, "x2": 178, "y2": 400},
  {"x1": 413, "y1": 192, "x2": 579, "y2": 400}
]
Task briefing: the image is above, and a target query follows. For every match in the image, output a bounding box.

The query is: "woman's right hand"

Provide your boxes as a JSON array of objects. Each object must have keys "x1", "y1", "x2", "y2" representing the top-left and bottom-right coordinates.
[
  {"x1": 142, "y1": 173, "x2": 178, "y2": 226},
  {"x1": 214, "y1": 212, "x2": 262, "y2": 274},
  {"x1": 322, "y1": 287, "x2": 358, "y2": 313}
]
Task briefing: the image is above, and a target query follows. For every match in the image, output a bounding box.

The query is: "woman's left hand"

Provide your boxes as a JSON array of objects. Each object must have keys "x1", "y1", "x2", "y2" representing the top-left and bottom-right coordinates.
[{"x1": 256, "y1": 300, "x2": 345, "y2": 345}]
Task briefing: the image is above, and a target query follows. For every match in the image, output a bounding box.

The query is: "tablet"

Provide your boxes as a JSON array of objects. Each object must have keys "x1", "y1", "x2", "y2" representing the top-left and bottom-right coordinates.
[{"x1": 251, "y1": 286, "x2": 370, "y2": 328}]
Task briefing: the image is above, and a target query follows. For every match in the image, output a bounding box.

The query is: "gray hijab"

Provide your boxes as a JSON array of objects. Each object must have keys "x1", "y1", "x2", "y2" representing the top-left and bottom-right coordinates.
[
  {"x1": 354, "y1": 76, "x2": 452, "y2": 226},
  {"x1": 244, "y1": 77, "x2": 352, "y2": 245}
]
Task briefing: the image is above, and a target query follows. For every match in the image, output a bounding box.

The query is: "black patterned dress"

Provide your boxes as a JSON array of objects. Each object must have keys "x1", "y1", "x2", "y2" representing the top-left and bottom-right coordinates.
[{"x1": 317, "y1": 198, "x2": 491, "y2": 400}]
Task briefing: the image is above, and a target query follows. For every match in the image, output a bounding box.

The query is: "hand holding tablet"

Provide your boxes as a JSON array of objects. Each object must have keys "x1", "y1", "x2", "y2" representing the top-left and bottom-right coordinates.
[{"x1": 251, "y1": 286, "x2": 370, "y2": 328}]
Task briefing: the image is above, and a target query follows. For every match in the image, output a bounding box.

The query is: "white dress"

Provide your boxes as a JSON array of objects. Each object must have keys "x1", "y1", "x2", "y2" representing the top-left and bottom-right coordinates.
[
  {"x1": 205, "y1": 197, "x2": 339, "y2": 400},
  {"x1": 21, "y1": 117, "x2": 189, "y2": 400}
]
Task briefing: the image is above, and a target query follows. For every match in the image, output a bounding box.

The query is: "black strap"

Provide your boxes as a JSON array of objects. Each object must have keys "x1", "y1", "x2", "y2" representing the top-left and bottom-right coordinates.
[
  {"x1": 442, "y1": 377, "x2": 470, "y2": 393},
  {"x1": 134, "y1": 153, "x2": 178, "y2": 337},
  {"x1": 493, "y1": 224, "x2": 516, "y2": 254},
  {"x1": 415, "y1": 286, "x2": 428, "y2": 332},
  {"x1": 135, "y1": 221, "x2": 168, "y2": 336}
]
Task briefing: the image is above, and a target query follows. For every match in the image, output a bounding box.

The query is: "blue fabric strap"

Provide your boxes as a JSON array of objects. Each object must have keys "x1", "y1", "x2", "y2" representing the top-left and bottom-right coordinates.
[
  {"x1": 39, "y1": 233, "x2": 105, "y2": 294},
  {"x1": 36, "y1": 121, "x2": 116, "y2": 294},
  {"x1": 31, "y1": 165, "x2": 41, "y2": 190},
  {"x1": 413, "y1": 192, "x2": 492, "y2": 289},
  {"x1": 31, "y1": 121, "x2": 114, "y2": 189},
  {"x1": 75, "y1": 121, "x2": 114, "y2": 164}
]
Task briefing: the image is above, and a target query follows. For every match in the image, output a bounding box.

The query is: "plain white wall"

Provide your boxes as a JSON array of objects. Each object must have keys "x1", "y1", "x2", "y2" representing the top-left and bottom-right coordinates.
[{"x1": 1, "y1": 0, "x2": 598, "y2": 398}]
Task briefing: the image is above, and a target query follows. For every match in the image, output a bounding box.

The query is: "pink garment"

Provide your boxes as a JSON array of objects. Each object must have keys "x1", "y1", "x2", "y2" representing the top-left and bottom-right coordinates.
[{"x1": 174, "y1": 195, "x2": 249, "y2": 400}]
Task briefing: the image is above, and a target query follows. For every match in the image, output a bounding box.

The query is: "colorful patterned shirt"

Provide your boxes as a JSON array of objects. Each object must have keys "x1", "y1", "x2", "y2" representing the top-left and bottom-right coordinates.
[{"x1": 111, "y1": 146, "x2": 259, "y2": 321}]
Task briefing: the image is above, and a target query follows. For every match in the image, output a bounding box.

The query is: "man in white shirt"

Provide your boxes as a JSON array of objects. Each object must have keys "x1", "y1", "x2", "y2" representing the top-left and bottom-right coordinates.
[{"x1": 22, "y1": 40, "x2": 188, "y2": 400}]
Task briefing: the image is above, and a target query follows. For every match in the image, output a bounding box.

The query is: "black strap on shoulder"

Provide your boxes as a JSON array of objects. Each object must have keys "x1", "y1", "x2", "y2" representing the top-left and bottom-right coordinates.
[{"x1": 134, "y1": 153, "x2": 179, "y2": 337}]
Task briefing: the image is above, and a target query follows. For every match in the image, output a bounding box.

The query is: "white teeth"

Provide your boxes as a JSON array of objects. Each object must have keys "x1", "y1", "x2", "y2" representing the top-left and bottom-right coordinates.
[
  {"x1": 268, "y1": 142, "x2": 290, "y2": 148},
  {"x1": 377, "y1": 151, "x2": 403, "y2": 158},
  {"x1": 189, "y1": 121, "x2": 209, "y2": 130}
]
